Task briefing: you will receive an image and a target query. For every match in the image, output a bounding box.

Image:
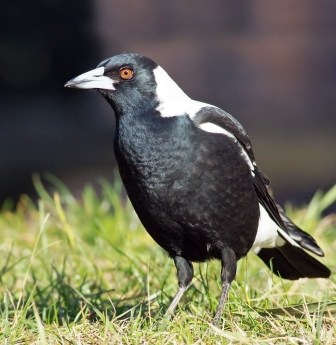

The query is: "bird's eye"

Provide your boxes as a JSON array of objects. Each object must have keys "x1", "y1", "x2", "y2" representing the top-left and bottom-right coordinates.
[{"x1": 120, "y1": 68, "x2": 134, "y2": 80}]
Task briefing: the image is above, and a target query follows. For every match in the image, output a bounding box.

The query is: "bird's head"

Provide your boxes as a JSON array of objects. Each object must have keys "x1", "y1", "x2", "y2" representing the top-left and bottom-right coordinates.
[
  {"x1": 65, "y1": 53, "x2": 161, "y2": 115},
  {"x1": 65, "y1": 53, "x2": 190, "y2": 117}
]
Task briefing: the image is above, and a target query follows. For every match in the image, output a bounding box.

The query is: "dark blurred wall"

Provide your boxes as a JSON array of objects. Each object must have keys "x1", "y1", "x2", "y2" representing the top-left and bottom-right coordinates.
[
  {"x1": 1, "y1": 0, "x2": 335, "y2": 206},
  {"x1": 0, "y1": 0, "x2": 114, "y2": 203}
]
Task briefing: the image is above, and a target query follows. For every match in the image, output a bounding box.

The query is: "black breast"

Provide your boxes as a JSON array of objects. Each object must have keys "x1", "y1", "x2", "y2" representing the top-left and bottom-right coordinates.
[{"x1": 114, "y1": 112, "x2": 260, "y2": 262}]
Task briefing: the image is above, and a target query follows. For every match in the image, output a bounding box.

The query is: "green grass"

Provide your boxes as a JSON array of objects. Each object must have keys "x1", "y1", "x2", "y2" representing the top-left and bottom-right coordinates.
[{"x1": 0, "y1": 174, "x2": 335, "y2": 344}]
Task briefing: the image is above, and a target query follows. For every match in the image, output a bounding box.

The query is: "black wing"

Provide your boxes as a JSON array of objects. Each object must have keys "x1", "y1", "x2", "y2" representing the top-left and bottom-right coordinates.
[
  {"x1": 193, "y1": 106, "x2": 287, "y2": 232},
  {"x1": 192, "y1": 106, "x2": 331, "y2": 279},
  {"x1": 193, "y1": 106, "x2": 256, "y2": 162}
]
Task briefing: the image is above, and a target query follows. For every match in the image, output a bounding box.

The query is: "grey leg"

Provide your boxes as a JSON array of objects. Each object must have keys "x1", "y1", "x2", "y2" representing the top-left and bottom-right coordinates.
[
  {"x1": 213, "y1": 247, "x2": 236, "y2": 325},
  {"x1": 164, "y1": 256, "x2": 194, "y2": 318}
]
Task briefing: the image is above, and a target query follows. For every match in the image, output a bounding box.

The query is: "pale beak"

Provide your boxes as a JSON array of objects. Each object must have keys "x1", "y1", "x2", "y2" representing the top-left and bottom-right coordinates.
[{"x1": 64, "y1": 67, "x2": 116, "y2": 90}]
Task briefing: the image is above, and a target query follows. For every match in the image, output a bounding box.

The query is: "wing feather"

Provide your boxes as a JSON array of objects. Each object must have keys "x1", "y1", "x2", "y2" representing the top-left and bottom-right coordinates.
[{"x1": 193, "y1": 106, "x2": 288, "y2": 233}]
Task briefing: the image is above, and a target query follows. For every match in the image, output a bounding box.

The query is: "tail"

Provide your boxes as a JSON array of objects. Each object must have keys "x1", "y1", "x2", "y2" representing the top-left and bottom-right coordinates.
[
  {"x1": 258, "y1": 243, "x2": 331, "y2": 280},
  {"x1": 254, "y1": 170, "x2": 330, "y2": 280},
  {"x1": 258, "y1": 205, "x2": 330, "y2": 280},
  {"x1": 277, "y1": 204, "x2": 324, "y2": 257}
]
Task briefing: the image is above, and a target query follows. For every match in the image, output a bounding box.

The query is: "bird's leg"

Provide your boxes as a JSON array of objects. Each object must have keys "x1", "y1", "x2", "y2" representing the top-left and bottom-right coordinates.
[
  {"x1": 213, "y1": 247, "x2": 236, "y2": 325},
  {"x1": 164, "y1": 256, "x2": 194, "y2": 319}
]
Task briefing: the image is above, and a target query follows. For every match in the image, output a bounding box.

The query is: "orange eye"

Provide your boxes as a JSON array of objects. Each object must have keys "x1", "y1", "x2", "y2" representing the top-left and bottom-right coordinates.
[{"x1": 120, "y1": 68, "x2": 134, "y2": 80}]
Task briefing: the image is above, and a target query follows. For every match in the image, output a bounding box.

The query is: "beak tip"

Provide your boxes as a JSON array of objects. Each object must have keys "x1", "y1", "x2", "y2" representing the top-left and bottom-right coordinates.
[{"x1": 64, "y1": 80, "x2": 74, "y2": 88}]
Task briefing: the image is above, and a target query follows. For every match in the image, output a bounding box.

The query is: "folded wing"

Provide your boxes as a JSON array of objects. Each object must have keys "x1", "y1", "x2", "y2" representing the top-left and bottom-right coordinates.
[{"x1": 192, "y1": 105, "x2": 330, "y2": 280}]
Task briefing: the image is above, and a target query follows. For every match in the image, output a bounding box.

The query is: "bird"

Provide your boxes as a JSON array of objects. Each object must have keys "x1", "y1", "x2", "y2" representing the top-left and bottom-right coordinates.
[{"x1": 65, "y1": 53, "x2": 331, "y2": 324}]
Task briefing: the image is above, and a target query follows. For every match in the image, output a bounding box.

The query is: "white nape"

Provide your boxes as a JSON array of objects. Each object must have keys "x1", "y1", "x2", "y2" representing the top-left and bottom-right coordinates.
[
  {"x1": 153, "y1": 66, "x2": 211, "y2": 118},
  {"x1": 153, "y1": 65, "x2": 255, "y2": 171}
]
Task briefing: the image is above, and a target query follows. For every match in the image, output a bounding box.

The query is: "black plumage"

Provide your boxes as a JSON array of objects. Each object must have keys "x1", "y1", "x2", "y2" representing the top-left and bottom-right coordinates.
[
  {"x1": 65, "y1": 53, "x2": 331, "y2": 323},
  {"x1": 277, "y1": 204, "x2": 324, "y2": 256},
  {"x1": 116, "y1": 112, "x2": 259, "y2": 262}
]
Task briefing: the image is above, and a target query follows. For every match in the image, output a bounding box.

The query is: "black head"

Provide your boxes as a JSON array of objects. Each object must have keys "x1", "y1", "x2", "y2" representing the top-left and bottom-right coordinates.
[{"x1": 65, "y1": 53, "x2": 159, "y2": 115}]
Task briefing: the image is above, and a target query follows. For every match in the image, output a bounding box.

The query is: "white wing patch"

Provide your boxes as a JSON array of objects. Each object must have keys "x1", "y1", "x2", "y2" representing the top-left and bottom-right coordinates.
[
  {"x1": 251, "y1": 204, "x2": 300, "y2": 254},
  {"x1": 199, "y1": 122, "x2": 254, "y2": 171},
  {"x1": 199, "y1": 123, "x2": 235, "y2": 137},
  {"x1": 251, "y1": 204, "x2": 282, "y2": 254}
]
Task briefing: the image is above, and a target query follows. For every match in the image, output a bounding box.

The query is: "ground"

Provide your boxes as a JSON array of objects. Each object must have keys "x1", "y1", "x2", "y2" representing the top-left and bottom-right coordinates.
[{"x1": 0, "y1": 174, "x2": 335, "y2": 344}]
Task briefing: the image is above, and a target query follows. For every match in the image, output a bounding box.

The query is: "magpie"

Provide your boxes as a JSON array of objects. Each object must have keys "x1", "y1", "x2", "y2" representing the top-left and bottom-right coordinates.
[{"x1": 65, "y1": 53, "x2": 331, "y2": 323}]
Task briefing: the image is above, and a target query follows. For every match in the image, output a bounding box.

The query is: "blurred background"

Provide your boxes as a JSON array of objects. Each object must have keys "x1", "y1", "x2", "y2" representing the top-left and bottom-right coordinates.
[{"x1": 1, "y1": 0, "x2": 335, "y2": 208}]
